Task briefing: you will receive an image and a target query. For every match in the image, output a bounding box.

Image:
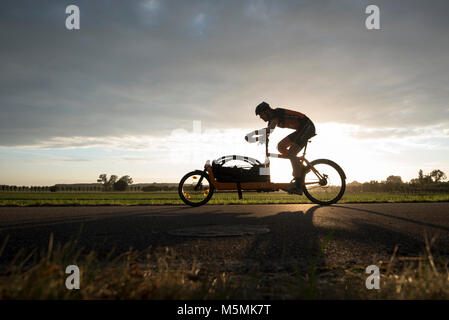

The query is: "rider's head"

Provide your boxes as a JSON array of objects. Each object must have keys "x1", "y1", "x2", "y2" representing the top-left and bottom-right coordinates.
[{"x1": 255, "y1": 101, "x2": 272, "y2": 121}]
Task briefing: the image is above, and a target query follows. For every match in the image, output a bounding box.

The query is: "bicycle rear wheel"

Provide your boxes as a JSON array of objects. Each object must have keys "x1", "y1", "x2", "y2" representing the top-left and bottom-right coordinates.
[
  {"x1": 178, "y1": 170, "x2": 214, "y2": 206},
  {"x1": 303, "y1": 159, "x2": 346, "y2": 205}
]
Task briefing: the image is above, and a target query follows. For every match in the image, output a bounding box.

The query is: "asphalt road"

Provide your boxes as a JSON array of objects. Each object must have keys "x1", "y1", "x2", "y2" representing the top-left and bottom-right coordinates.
[{"x1": 1, "y1": 203, "x2": 449, "y2": 272}]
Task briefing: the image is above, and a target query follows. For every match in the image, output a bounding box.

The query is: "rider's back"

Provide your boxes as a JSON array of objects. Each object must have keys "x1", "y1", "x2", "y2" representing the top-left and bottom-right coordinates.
[{"x1": 270, "y1": 108, "x2": 311, "y2": 130}]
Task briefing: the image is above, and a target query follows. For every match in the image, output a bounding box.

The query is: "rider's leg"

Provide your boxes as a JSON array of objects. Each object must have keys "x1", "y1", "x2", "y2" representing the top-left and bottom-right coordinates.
[
  {"x1": 287, "y1": 143, "x2": 304, "y2": 187},
  {"x1": 288, "y1": 144, "x2": 301, "y2": 169},
  {"x1": 277, "y1": 135, "x2": 290, "y2": 155},
  {"x1": 285, "y1": 123, "x2": 316, "y2": 186},
  {"x1": 278, "y1": 134, "x2": 304, "y2": 188}
]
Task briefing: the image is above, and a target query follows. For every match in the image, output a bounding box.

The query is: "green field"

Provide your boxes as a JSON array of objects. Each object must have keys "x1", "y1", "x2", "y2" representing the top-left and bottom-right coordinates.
[{"x1": 0, "y1": 191, "x2": 448, "y2": 206}]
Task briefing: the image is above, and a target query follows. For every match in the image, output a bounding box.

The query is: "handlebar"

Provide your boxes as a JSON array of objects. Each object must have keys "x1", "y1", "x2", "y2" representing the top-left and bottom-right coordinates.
[
  {"x1": 244, "y1": 128, "x2": 270, "y2": 143},
  {"x1": 245, "y1": 128, "x2": 270, "y2": 157}
]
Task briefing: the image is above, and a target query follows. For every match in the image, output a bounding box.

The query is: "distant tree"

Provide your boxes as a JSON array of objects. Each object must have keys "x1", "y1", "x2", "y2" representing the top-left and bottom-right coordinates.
[
  {"x1": 97, "y1": 174, "x2": 119, "y2": 191},
  {"x1": 386, "y1": 175, "x2": 403, "y2": 184},
  {"x1": 108, "y1": 175, "x2": 118, "y2": 187},
  {"x1": 415, "y1": 169, "x2": 432, "y2": 184},
  {"x1": 113, "y1": 180, "x2": 128, "y2": 191},
  {"x1": 97, "y1": 174, "x2": 107, "y2": 184},
  {"x1": 97, "y1": 174, "x2": 132, "y2": 191},
  {"x1": 418, "y1": 169, "x2": 424, "y2": 182},
  {"x1": 113, "y1": 175, "x2": 133, "y2": 191},
  {"x1": 429, "y1": 169, "x2": 447, "y2": 183}
]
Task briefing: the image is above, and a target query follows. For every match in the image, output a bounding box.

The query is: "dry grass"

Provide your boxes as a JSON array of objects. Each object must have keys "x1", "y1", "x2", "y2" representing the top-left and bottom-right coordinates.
[{"x1": 0, "y1": 234, "x2": 448, "y2": 300}]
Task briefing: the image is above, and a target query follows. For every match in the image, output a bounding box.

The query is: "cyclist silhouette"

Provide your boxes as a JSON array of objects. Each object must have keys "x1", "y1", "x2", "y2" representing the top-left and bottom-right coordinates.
[
  {"x1": 179, "y1": 102, "x2": 345, "y2": 206},
  {"x1": 254, "y1": 101, "x2": 316, "y2": 194}
]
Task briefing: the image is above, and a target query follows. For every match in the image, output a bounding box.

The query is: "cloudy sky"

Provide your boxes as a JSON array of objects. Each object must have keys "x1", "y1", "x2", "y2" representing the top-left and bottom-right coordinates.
[{"x1": 1, "y1": 0, "x2": 448, "y2": 185}]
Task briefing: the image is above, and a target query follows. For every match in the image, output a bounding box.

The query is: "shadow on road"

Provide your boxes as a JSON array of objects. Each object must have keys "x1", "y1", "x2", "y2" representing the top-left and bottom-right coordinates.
[
  {"x1": 240, "y1": 205, "x2": 324, "y2": 272},
  {"x1": 0, "y1": 206, "x2": 323, "y2": 272},
  {"x1": 1, "y1": 204, "x2": 448, "y2": 272},
  {"x1": 334, "y1": 205, "x2": 449, "y2": 232}
]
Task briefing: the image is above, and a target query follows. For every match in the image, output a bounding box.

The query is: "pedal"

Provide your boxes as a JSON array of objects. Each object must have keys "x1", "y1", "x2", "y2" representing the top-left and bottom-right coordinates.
[{"x1": 281, "y1": 185, "x2": 303, "y2": 195}]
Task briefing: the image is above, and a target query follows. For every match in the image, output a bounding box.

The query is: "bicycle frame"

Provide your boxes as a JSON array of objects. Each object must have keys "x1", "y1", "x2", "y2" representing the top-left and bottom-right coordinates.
[{"x1": 205, "y1": 134, "x2": 321, "y2": 192}]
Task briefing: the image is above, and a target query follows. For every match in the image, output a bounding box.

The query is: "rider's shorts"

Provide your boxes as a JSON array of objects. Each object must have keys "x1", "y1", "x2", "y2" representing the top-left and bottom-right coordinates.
[{"x1": 287, "y1": 120, "x2": 316, "y2": 148}]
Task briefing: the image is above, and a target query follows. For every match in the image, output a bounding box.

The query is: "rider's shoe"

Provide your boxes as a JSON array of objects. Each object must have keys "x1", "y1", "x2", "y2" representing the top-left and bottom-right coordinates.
[{"x1": 282, "y1": 184, "x2": 303, "y2": 195}]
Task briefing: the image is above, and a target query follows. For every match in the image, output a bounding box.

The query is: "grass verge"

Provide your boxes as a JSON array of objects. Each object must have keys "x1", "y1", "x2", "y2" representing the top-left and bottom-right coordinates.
[
  {"x1": 0, "y1": 234, "x2": 448, "y2": 299},
  {"x1": 1, "y1": 192, "x2": 449, "y2": 206}
]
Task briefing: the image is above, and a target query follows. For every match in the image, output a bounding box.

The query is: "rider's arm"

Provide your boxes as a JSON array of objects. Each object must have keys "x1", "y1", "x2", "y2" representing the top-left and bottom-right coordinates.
[{"x1": 267, "y1": 118, "x2": 278, "y2": 130}]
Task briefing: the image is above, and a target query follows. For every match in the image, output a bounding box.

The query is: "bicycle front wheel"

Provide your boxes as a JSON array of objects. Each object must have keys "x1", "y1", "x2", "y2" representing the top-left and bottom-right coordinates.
[
  {"x1": 178, "y1": 170, "x2": 214, "y2": 207},
  {"x1": 303, "y1": 159, "x2": 346, "y2": 205}
]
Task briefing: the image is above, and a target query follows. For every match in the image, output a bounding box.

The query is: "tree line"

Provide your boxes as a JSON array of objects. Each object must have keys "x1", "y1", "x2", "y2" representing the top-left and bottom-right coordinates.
[
  {"x1": 1, "y1": 169, "x2": 447, "y2": 193},
  {"x1": 0, "y1": 174, "x2": 135, "y2": 192},
  {"x1": 96, "y1": 174, "x2": 133, "y2": 191},
  {"x1": 347, "y1": 169, "x2": 448, "y2": 193},
  {"x1": 0, "y1": 174, "x2": 179, "y2": 192}
]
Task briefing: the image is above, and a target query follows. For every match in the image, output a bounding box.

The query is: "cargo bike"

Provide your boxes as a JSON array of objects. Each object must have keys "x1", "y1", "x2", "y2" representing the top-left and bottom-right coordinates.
[{"x1": 178, "y1": 128, "x2": 346, "y2": 206}]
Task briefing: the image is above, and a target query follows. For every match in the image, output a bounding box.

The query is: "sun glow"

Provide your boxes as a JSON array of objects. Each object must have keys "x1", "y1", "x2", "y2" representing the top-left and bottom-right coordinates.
[
  {"x1": 263, "y1": 123, "x2": 432, "y2": 183},
  {"x1": 2, "y1": 122, "x2": 447, "y2": 186}
]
